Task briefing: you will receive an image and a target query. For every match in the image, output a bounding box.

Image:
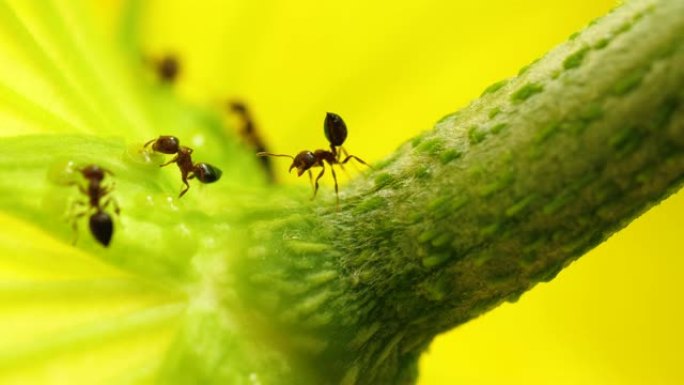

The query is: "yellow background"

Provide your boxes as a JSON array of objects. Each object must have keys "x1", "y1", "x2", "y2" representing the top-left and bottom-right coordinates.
[{"x1": 91, "y1": 1, "x2": 683, "y2": 384}]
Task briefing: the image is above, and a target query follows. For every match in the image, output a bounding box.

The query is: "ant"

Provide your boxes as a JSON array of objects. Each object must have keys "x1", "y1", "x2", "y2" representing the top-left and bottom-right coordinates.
[
  {"x1": 68, "y1": 164, "x2": 119, "y2": 247},
  {"x1": 228, "y1": 101, "x2": 275, "y2": 182},
  {"x1": 257, "y1": 112, "x2": 370, "y2": 204},
  {"x1": 145, "y1": 53, "x2": 180, "y2": 84},
  {"x1": 144, "y1": 135, "x2": 223, "y2": 197}
]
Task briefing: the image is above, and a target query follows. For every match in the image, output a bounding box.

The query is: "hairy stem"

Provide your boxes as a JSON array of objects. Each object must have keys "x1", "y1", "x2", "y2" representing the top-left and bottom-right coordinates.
[{"x1": 216, "y1": 1, "x2": 684, "y2": 384}]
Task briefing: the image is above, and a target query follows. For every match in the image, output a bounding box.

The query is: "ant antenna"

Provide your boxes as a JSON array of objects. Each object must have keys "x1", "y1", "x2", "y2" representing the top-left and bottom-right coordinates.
[{"x1": 257, "y1": 152, "x2": 294, "y2": 160}]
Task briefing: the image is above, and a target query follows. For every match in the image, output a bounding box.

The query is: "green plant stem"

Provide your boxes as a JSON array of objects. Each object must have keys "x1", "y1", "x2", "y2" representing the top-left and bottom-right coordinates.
[{"x1": 213, "y1": 1, "x2": 684, "y2": 384}]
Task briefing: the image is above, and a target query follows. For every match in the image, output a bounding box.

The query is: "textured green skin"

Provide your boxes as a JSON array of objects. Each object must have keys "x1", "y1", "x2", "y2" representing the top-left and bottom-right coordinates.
[
  {"x1": 225, "y1": 1, "x2": 684, "y2": 384},
  {"x1": 0, "y1": 0, "x2": 682, "y2": 384}
]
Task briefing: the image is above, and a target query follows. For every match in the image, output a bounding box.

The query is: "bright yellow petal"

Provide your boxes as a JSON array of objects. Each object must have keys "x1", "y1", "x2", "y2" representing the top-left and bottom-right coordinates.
[{"x1": 0, "y1": 213, "x2": 184, "y2": 384}]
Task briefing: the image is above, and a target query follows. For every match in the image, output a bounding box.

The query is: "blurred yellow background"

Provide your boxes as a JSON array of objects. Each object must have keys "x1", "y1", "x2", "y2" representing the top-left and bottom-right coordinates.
[{"x1": 90, "y1": 0, "x2": 684, "y2": 384}]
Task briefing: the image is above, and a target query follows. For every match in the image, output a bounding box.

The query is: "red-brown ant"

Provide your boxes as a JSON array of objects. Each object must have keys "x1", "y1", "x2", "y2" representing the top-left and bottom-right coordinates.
[
  {"x1": 257, "y1": 112, "x2": 370, "y2": 204},
  {"x1": 68, "y1": 164, "x2": 119, "y2": 247},
  {"x1": 144, "y1": 135, "x2": 223, "y2": 197}
]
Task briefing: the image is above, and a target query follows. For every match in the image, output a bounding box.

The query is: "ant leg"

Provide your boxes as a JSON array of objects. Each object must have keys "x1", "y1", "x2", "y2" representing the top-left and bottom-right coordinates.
[
  {"x1": 342, "y1": 154, "x2": 373, "y2": 169},
  {"x1": 67, "y1": 199, "x2": 86, "y2": 217},
  {"x1": 111, "y1": 198, "x2": 121, "y2": 215},
  {"x1": 160, "y1": 155, "x2": 178, "y2": 168},
  {"x1": 178, "y1": 176, "x2": 191, "y2": 198},
  {"x1": 113, "y1": 198, "x2": 121, "y2": 215},
  {"x1": 66, "y1": 201, "x2": 87, "y2": 235},
  {"x1": 70, "y1": 210, "x2": 88, "y2": 245},
  {"x1": 312, "y1": 165, "x2": 326, "y2": 200},
  {"x1": 335, "y1": 155, "x2": 352, "y2": 178},
  {"x1": 102, "y1": 198, "x2": 121, "y2": 216},
  {"x1": 337, "y1": 147, "x2": 357, "y2": 175},
  {"x1": 101, "y1": 181, "x2": 117, "y2": 195},
  {"x1": 143, "y1": 138, "x2": 156, "y2": 149},
  {"x1": 66, "y1": 181, "x2": 88, "y2": 196},
  {"x1": 308, "y1": 170, "x2": 314, "y2": 190},
  {"x1": 330, "y1": 165, "x2": 340, "y2": 208},
  {"x1": 341, "y1": 146, "x2": 350, "y2": 159}
]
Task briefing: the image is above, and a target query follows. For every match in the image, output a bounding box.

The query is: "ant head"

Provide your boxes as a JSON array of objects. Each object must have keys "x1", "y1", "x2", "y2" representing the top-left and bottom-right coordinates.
[
  {"x1": 229, "y1": 101, "x2": 247, "y2": 114},
  {"x1": 324, "y1": 112, "x2": 348, "y2": 147},
  {"x1": 289, "y1": 151, "x2": 316, "y2": 176},
  {"x1": 89, "y1": 211, "x2": 113, "y2": 247},
  {"x1": 80, "y1": 164, "x2": 106, "y2": 181},
  {"x1": 194, "y1": 163, "x2": 223, "y2": 184},
  {"x1": 152, "y1": 136, "x2": 180, "y2": 154}
]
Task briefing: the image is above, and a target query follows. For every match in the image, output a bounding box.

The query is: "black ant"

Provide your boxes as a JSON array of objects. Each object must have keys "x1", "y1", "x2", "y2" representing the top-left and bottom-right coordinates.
[
  {"x1": 144, "y1": 135, "x2": 223, "y2": 197},
  {"x1": 229, "y1": 101, "x2": 275, "y2": 182},
  {"x1": 68, "y1": 164, "x2": 119, "y2": 247},
  {"x1": 257, "y1": 112, "x2": 370, "y2": 204}
]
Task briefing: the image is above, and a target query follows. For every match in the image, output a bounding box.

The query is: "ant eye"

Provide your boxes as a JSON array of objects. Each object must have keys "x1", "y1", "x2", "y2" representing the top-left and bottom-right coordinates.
[
  {"x1": 89, "y1": 211, "x2": 113, "y2": 247},
  {"x1": 324, "y1": 112, "x2": 348, "y2": 147},
  {"x1": 194, "y1": 163, "x2": 223, "y2": 184},
  {"x1": 304, "y1": 152, "x2": 317, "y2": 164}
]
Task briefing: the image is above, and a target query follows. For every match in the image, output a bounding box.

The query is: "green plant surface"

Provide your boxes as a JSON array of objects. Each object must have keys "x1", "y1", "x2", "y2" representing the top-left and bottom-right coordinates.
[{"x1": 0, "y1": 0, "x2": 683, "y2": 384}]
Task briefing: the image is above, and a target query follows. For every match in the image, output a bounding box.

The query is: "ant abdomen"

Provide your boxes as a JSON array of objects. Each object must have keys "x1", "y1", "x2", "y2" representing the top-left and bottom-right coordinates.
[
  {"x1": 193, "y1": 163, "x2": 223, "y2": 184},
  {"x1": 324, "y1": 112, "x2": 348, "y2": 147},
  {"x1": 89, "y1": 211, "x2": 114, "y2": 247}
]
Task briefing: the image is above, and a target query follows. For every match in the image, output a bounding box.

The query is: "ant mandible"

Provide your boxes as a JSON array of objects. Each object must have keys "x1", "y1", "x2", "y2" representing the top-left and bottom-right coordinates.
[
  {"x1": 144, "y1": 135, "x2": 223, "y2": 198},
  {"x1": 257, "y1": 112, "x2": 370, "y2": 204},
  {"x1": 68, "y1": 164, "x2": 120, "y2": 247}
]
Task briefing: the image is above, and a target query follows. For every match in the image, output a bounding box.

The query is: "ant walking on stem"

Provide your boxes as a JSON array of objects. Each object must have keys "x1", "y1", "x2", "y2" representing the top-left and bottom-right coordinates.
[
  {"x1": 258, "y1": 112, "x2": 370, "y2": 205},
  {"x1": 144, "y1": 135, "x2": 222, "y2": 198},
  {"x1": 68, "y1": 164, "x2": 120, "y2": 247}
]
